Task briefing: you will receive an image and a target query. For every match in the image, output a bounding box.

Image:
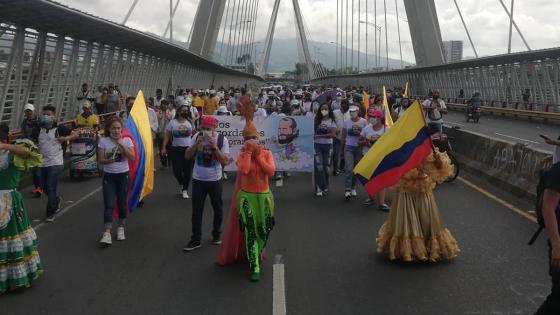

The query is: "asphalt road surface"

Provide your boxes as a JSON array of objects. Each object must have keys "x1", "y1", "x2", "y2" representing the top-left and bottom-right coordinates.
[
  {"x1": 445, "y1": 109, "x2": 559, "y2": 153},
  {"x1": 1, "y1": 166, "x2": 553, "y2": 315}
]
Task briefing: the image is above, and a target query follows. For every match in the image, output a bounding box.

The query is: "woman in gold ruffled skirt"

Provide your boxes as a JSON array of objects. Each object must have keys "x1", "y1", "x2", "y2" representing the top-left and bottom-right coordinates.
[{"x1": 376, "y1": 151, "x2": 460, "y2": 262}]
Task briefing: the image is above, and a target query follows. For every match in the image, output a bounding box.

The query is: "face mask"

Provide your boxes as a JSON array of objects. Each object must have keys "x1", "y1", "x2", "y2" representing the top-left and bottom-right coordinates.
[
  {"x1": 40, "y1": 115, "x2": 53, "y2": 126},
  {"x1": 202, "y1": 130, "x2": 212, "y2": 138},
  {"x1": 321, "y1": 110, "x2": 329, "y2": 116},
  {"x1": 336, "y1": 97, "x2": 342, "y2": 102},
  {"x1": 180, "y1": 111, "x2": 189, "y2": 118},
  {"x1": 350, "y1": 112, "x2": 358, "y2": 119},
  {"x1": 369, "y1": 118, "x2": 377, "y2": 125}
]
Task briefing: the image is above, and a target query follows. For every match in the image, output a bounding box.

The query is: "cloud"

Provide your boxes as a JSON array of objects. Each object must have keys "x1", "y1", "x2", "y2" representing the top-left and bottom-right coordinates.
[{"x1": 56, "y1": 0, "x2": 560, "y2": 65}]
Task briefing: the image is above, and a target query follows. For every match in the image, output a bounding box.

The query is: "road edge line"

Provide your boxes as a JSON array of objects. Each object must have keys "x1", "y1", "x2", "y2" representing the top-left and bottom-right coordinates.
[
  {"x1": 273, "y1": 254, "x2": 286, "y2": 315},
  {"x1": 457, "y1": 177, "x2": 537, "y2": 223},
  {"x1": 34, "y1": 186, "x2": 102, "y2": 231}
]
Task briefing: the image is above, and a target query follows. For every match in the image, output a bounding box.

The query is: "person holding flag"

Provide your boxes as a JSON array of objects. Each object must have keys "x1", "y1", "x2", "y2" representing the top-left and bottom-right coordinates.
[
  {"x1": 354, "y1": 101, "x2": 459, "y2": 262},
  {"x1": 98, "y1": 92, "x2": 154, "y2": 246}
]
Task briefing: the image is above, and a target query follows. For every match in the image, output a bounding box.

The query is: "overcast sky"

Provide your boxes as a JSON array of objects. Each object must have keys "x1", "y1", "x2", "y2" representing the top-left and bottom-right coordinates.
[{"x1": 57, "y1": 0, "x2": 560, "y2": 64}]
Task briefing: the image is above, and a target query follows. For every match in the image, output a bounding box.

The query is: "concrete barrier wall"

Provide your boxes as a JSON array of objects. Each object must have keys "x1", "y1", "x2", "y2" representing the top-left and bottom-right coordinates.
[{"x1": 445, "y1": 127, "x2": 552, "y2": 200}]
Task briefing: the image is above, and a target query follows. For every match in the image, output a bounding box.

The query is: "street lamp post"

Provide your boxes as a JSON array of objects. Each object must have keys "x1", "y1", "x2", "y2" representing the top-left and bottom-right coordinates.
[{"x1": 360, "y1": 20, "x2": 382, "y2": 71}]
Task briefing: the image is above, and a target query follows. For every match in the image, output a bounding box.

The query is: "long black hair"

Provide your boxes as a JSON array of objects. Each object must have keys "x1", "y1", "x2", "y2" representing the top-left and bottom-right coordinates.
[
  {"x1": 0, "y1": 123, "x2": 9, "y2": 143},
  {"x1": 314, "y1": 103, "x2": 335, "y2": 128}
]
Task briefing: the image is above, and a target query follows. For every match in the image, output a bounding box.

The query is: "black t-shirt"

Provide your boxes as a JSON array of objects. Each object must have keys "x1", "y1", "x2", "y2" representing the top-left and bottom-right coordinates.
[{"x1": 544, "y1": 162, "x2": 560, "y2": 229}]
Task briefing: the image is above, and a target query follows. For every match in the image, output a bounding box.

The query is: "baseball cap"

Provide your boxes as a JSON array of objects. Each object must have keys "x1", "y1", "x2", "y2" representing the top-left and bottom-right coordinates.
[
  {"x1": 349, "y1": 105, "x2": 360, "y2": 112},
  {"x1": 23, "y1": 103, "x2": 35, "y2": 112}
]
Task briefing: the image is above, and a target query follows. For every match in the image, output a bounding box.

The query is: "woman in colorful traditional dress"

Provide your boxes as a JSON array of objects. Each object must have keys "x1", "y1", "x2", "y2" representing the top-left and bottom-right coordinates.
[
  {"x1": 376, "y1": 150, "x2": 460, "y2": 262},
  {"x1": 218, "y1": 94, "x2": 276, "y2": 282},
  {"x1": 0, "y1": 124, "x2": 44, "y2": 293}
]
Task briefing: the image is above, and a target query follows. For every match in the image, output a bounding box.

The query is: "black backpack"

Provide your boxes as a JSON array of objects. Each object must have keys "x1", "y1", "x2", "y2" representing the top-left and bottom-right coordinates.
[{"x1": 528, "y1": 168, "x2": 553, "y2": 245}]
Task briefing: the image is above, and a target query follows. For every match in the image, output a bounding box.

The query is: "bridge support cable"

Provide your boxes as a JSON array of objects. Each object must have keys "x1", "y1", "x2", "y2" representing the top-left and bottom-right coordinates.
[
  {"x1": 248, "y1": 0, "x2": 260, "y2": 70},
  {"x1": 122, "y1": 0, "x2": 140, "y2": 25},
  {"x1": 507, "y1": 0, "x2": 514, "y2": 54},
  {"x1": 365, "y1": 0, "x2": 368, "y2": 71},
  {"x1": 395, "y1": 0, "x2": 403, "y2": 69},
  {"x1": 229, "y1": 0, "x2": 242, "y2": 65},
  {"x1": 242, "y1": 0, "x2": 253, "y2": 68},
  {"x1": 374, "y1": 0, "x2": 378, "y2": 69},
  {"x1": 351, "y1": 0, "x2": 354, "y2": 71},
  {"x1": 452, "y1": 0, "x2": 478, "y2": 58},
  {"x1": 383, "y1": 0, "x2": 388, "y2": 70},
  {"x1": 236, "y1": 0, "x2": 249, "y2": 67},
  {"x1": 257, "y1": 0, "x2": 280, "y2": 76},
  {"x1": 225, "y1": 0, "x2": 238, "y2": 65},
  {"x1": 218, "y1": 0, "x2": 232, "y2": 62},
  {"x1": 245, "y1": 0, "x2": 258, "y2": 70},
  {"x1": 163, "y1": 0, "x2": 181, "y2": 38},
  {"x1": 169, "y1": 0, "x2": 173, "y2": 42},
  {"x1": 232, "y1": 0, "x2": 246, "y2": 66},
  {"x1": 345, "y1": 0, "x2": 348, "y2": 71},
  {"x1": 187, "y1": 1, "x2": 199, "y2": 44},
  {"x1": 293, "y1": 0, "x2": 315, "y2": 80},
  {"x1": 357, "y1": 0, "x2": 360, "y2": 71},
  {"x1": 336, "y1": 0, "x2": 339, "y2": 71},
  {"x1": 497, "y1": 0, "x2": 531, "y2": 51}
]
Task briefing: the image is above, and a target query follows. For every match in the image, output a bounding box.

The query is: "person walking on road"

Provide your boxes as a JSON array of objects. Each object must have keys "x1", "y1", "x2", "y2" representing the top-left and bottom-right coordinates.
[
  {"x1": 161, "y1": 104, "x2": 194, "y2": 199},
  {"x1": 38, "y1": 105, "x2": 77, "y2": 222},
  {"x1": 0, "y1": 124, "x2": 44, "y2": 294},
  {"x1": 184, "y1": 116, "x2": 230, "y2": 251},
  {"x1": 20, "y1": 103, "x2": 42, "y2": 197},
  {"x1": 218, "y1": 101, "x2": 276, "y2": 281},
  {"x1": 359, "y1": 110, "x2": 389, "y2": 211},
  {"x1": 313, "y1": 103, "x2": 336, "y2": 196},
  {"x1": 376, "y1": 151, "x2": 460, "y2": 262},
  {"x1": 341, "y1": 105, "x2": 367, "y2": 200},
  {"x1": 97, "y1": 117, "x2": 135, "y2": 246}
]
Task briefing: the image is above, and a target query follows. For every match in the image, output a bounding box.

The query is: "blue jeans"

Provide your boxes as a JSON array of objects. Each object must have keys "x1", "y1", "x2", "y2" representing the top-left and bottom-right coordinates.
[
  {"x1": 39, "y1": 165, "x2": 63, "y2": 217},
  {"x1": 314, "y1": 143, "x2": 332, "y2": 191},
  {"x1": 102, "y1": 172, "x2": 129, "y2": 229},
  {"x1": 344, "y1": 146, "x2": 363, "y2": 191},
  {"x1": 332, "y1": 138, "x2": 341, "y2": 172},
  {"x1": 31, "y1": 167, "x2": 41, "y2": 189}
]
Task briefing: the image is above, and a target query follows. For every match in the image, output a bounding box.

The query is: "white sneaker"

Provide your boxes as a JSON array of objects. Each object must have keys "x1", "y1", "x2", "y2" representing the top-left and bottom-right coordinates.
[
  {"x1": 315, "y1": 189, "x2": 323, "y2": 197},
  {"x1": 182, "y1": 190, "x2": 189, "y2": 199},
  {"x1": 351, "y1": 189, "x2": 358, "y2": 197},
  {"x1": 116, "y1": 227, "x2": 125, "y2": 241},
  {"x1": 99, "y1": 232, "x2": 112, "y2": 245},
  {"x1": 344, "y1": 191, "x2": 351, "y2": 201}
]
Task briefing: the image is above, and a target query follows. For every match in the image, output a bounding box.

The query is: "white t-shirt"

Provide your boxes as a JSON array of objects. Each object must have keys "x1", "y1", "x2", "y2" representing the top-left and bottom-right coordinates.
[
  {"x1": 165, "y1": 119, "x2": 193, "y2": 147},
  {"x1": 302, "y1": 101, "x2": 312, "y2": 113},
  {"x1": 422, "y1": 98, "x2": 447, "y2": 123},
  {"x1": 255, "y1": 108, "x2": 268, "y2": 118},
  {"x1": 38, "y1": 128, "x2": 64, "y2": 167},
  {"x1": 314, "y1": 118, "x2": 337, "y2": 145},
  {"x1": 98, "y1": 137, "x2": 134, "y2": 173},
  {"x1": 148, "y1": 107, "x2": 158, "y2": 133},
  {"x1": 190, "y1": 133, "x2": 230, "y2": 182},
  {"x1": 333, "y1": 109, "x2": 350, "y2": 140},
  {"x1": 360, "y1": 124, "x2": 386, "y2": 155},
  {"x1": 343, "y1": 118, "x2": 368, "y2": 147}
]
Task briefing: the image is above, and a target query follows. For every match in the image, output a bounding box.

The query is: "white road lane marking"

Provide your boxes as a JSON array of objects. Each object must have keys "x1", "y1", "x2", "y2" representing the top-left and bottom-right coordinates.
[
  {"x1": 34, "y1": 186, "x2": 102, "y2": 231},
  {"x1": 445, "y1": 121, "x2": 465, "y2": 127},
  {"x1": 273, "y1": 254, "x2": 287, "y2": 315},
  {"x1": 495, "y1": 132, "x2": 540, "y2": 144}
]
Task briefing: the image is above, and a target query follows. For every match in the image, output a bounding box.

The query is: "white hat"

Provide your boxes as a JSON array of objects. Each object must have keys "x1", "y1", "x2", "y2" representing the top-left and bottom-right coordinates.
[
  {"x1": 290, "y1": 99, "x2": 300, "y2": 106},
  {"x1": 23, "y1": 103, "x2": 35, "y2": 112},
  {"x1": 268, "y1": 91, "x2": 276, "y2": 96},
  {"x1": 217, "y1": 105, "x2": 228, "y2": 113},
  {"x1": 349, "y1": 105, "x2": 360, "y2": 112}
]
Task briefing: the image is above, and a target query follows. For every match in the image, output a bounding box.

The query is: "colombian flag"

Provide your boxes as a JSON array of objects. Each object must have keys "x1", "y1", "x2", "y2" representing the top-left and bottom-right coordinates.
[
  {"x1": 353, "y1": 101, "x2": 432, "y2": 196},
  {"x1": 121, "y1": 90, "x2": 154, "y2": 213}
]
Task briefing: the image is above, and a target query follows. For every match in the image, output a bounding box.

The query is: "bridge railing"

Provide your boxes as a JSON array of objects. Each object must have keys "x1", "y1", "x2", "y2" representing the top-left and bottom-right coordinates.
[{"x1": 0, "y1": 0, "x2": 265, "y2": 129}]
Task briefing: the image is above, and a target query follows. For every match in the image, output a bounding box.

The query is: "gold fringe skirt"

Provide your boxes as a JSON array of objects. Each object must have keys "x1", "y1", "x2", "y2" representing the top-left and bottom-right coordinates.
[{"x1": 376, "y1": 190, "x2": 460, "y2": 262}]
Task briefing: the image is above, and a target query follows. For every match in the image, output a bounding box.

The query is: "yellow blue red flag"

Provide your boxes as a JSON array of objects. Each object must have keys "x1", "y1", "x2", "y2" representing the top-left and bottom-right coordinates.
[
  {"x1": 123, "y1": 90, "x2": 154, "y2": 210},
  {"x1": 353, "y1": 101, "x2": 432, "y2": 196}
]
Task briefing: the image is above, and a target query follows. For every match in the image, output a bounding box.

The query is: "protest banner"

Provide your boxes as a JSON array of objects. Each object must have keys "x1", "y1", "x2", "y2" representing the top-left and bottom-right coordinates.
[{"x1": 214, "y1": 115, "x2": 314, "y2": 172}]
